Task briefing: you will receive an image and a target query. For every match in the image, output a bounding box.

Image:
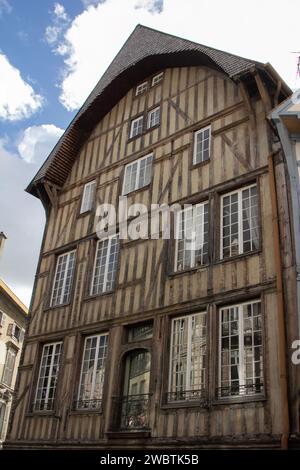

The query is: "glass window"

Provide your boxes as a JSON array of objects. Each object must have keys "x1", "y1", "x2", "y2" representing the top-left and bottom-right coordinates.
[
  {"x1": 147, "y1": 106, "x2": 160, "y2": 129},
  {"x1": 175, "y1": 202, "x2": 209, "y2": 271},
  {"x1": 80, "y1": 180, "x2": 96, "y2": 214},
  {"x1": 50, "y1": 251, "x2": 76, "y2": 307},
  {"x1": 34, "y1": 342, "x2": 62, "y2": 411},
  {"x1": 91, "y1": 234, "x2": 119, "y2": 296},
  {"x1": 169, "y1": 312, "x2": 207, "y2": 401},
  {"x1": 136, "y1": 81, "x2": 148, "y2": 96},
  {"x1": 218, "y1": 300, "x2": 263, "y2": 398},
  {"x1": 193, "y1": 126, "x2": 211, "y2": 164},
  {"x1": 130, "y1": 116, "x2": 143, "y2": 138},
  {"x1": 128, "y1": 323, "x2": 153, "y2": 342},
  {"x1": 77, "y1": 333, "x2": 108, "y2": 409},
  {"x1": 2, "y1": 347, "x2": 17, "y2": 387},
  {"x1": 151, "y1": 72, "x2": 164, "y2": 86},
  {"x1": 221, "y1": 184, "x2": 259, "y2": 259},
  {"x1": 122, "y1": 154, "x2": 153, "y2": 195}
]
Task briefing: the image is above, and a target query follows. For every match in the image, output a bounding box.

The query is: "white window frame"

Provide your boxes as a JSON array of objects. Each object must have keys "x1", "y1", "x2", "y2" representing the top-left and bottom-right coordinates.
[
  {"x1": 2, "y1": 346, "x2": 17, "y2": 387},
  {"x1": 218, "y1": 300, "x2": 263, "y2": 398},
  {"x1": 168, "y1": 312, "x2": 207, "y2": 398},
  {"x1": 122, "y1": 153, "x2": 153, "y2": 195},
  {"x1": 129, "y1": 115, "x2": 144, "y2": 138},
  {"x1": 34, "y1": 342, "x2": 62, "y2": 411},
  {"x1": 174, "y1": 202, "x2": 209, "y2": 271},
  {"x1": 50, "y1": 250, "x2": 76, "y2": 307},
  {"x1": 77, "y1": 333, "x2": 108, "y2": 407},
  {"x1": 90, "y1": 234, "x2": 119, "y2": 296},
  {"x1": 220, "y1": 183, "x2": 258, "y2": 260},
  {"x1": 147, "y1": 106, "x2": 160, "y2": 129},
  {"x1": 136, "y1": 81, "x2": 148, "y2": 96},
  {"x1": 151, "y1": 72, "x2": 164, "y2": 86},
  {"x1": 193, "y1": 126, "x2": 211, "y2": 165},
  {"x1": 0, "y1": 310, "x2": 5, "y2": 327},
  {"x1": 80, "y1": 180, "x2": 96, "y2": 214}
]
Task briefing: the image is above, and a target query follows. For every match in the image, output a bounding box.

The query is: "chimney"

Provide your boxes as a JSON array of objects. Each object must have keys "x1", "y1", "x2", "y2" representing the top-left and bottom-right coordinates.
[{"x1": 0, "y1": 232, "x2": 7, "y2": 259}]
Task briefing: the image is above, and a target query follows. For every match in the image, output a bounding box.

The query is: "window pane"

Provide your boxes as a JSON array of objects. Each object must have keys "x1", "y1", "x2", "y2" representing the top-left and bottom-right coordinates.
[
  {"x1": 130, "y1": 116, "x2": 143, "y2": 138},
  {"x1": 80, "y1": 181, "x2": 96, "y2": 213},
  {"x1": 193, "y1": 127, "x2": 211, "y2": 164},
  {"x1": 51, "y1": 251, "x2": 76, "y2": 307},
  {"x1": 91, "y1": 235, "x2": 119, "y2": 295},
  {"x1": 34, "y1": 342, "x2": 62, "y2": 411},
  {"x1": 78, "y1": 334, "x2": 108, "y2": 408},
  {"x1": 219, "y1": 301, "x2": 263, "y2": 398},
  {"x1": 169, "y1": 313, "x2": 206, "y2": 401},
  {"x1": 147, "y1": 107, "x2": 160, "y2": 128},
  {"x1": 176, "y1": 202, "x2": 209, "y2": 271}
]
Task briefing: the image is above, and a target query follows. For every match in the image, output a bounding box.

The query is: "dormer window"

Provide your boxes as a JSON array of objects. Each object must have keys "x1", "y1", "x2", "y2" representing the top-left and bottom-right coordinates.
[
  {"x1": 136, "y1": 81, "x2": 148, "y2": 96},
  {"x1": 151, "y1": 72, "x2": 164, "y2": 86}
]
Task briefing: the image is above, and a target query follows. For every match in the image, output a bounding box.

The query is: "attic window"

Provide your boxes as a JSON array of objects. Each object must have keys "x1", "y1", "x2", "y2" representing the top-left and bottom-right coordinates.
[
  {"x1": 151, "y1": 72, "x2": 164, "y2": 86},
  {"x1": 136, "y1": 81, "x2": 148, "y2": 96},
  {"x1": 80, "y1": 180, "x2": 96, "y2": 214}
]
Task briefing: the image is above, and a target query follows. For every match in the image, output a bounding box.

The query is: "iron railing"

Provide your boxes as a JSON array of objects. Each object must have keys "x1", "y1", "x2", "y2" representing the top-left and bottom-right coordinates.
[
  {"x1": 217, "y1": 381, "x2": 264, "y2": 398},
  {"x1": 166, "y1": 389, "x2": 207, "y2": 403},
  {"x1": 112, "y1": 394, "x2": 151, "y2": 431}
]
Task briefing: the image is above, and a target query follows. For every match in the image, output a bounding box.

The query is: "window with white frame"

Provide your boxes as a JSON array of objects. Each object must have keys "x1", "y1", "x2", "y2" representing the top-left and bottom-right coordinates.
[
  {"x1": 221, "y1": 184, "x2": 259, "y2": 259},
  {"x1": 80, "y1": 180, "x2": 96, "y2": 214},
  {"x1": 91, "y1": 234, "x2": 119, "y2": 296},
  {"x1": 50, "y1": 250, "x2": 76, "y2": 307},
  {"x1": 193, "y1": 126, "x2": 211, "y2": 164},
  {"x1": 77, "y1": 333, "x2": 108, "y2": 409},
  {"x1": 147, "y1": 106, "x2": 160, "y2": 129},
  {"x1": 129, "y1": 116, "x2": 143, "y2": 138},
  {"x1": 168, "y1": 312, "x2": 207, "y2": 401},
  {"x1": 175, "y1": 202, "x2": 209, "y2": 271},
  {"x1": 34, "y1": 342, "x2": 62, "y2": 411},
  {"x1": 0, "y1": 310, "x2": 5, "y2": 327},
  {"x1": 218, "y1": 300, "x2": 263, "y2": 398},
  {"x1": 122, "y1": 153, "x2": 153, "y2": 195},
  {"x1": 136, "y1": 81, "x2": 148, "y2": 96},
  {"x1": 151, "y1": 72, "x2": 164, "y2": 86},
  {"x1": 2, "y1": 346, "x2": 17, "y2": 387}
]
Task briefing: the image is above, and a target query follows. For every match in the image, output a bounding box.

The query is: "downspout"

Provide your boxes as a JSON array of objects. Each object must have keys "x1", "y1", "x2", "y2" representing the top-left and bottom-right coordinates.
[{"x1": 268, "y1": 151, "x2": 290, "y2": 449}]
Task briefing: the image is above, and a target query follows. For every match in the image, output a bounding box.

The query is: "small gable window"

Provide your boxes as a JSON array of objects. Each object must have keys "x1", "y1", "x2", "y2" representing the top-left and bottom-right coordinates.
[
  {"x1": 136, "y1": 81, "x2": 148, "y2": 96},
  {"x1": 151, "y1": 72, "x2": 164, "y2": 86}
]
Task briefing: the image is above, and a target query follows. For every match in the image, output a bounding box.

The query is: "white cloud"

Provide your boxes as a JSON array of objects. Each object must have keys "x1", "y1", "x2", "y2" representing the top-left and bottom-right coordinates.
[
  {"x1": 45, "y1": 2, "x2": 70, "y2": 48},
  {"x1": 0, "y1": 0, "x2": 12, "y2": 16},
  {"x1": 0, "y1": 125, "x2": 64, "y2": 307},
  {"x1": 0, "y1": 53, "x2": 44, "y2": 121},
  {"x1": 46, "y1": 0, "x2": 300, "y2": 112},
  {"x1": 18, "y1": 124, "x2": 64, "y2": 164}
]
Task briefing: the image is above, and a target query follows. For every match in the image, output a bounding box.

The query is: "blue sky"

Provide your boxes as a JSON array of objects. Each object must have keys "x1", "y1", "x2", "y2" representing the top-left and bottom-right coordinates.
[{"x1": 0, "y1": 0, "x2": 299, "y2": 306}]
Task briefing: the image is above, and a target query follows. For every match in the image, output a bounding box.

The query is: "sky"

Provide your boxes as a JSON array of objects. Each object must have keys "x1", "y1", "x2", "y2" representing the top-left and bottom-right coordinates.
[{"x1": 0, "y1": 0, "x2": 300, "y2": 307}]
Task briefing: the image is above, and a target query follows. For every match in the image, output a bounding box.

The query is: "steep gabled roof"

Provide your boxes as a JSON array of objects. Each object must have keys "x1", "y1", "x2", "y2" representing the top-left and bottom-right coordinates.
[{"x1": 27, "y1": 24, "x2": 291, "y2": 198}]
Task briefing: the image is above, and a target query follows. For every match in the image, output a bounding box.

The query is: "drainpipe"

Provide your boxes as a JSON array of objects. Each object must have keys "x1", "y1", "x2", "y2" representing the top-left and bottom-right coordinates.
[{"x1": 268, "y1": 151, "x2": 290, "y2": 449}]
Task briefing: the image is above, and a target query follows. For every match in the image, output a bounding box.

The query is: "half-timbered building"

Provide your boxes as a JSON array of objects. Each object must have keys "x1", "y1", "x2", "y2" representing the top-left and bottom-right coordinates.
[{"x1": 5, "y1": 25, "x2": 300, "y2": 449}]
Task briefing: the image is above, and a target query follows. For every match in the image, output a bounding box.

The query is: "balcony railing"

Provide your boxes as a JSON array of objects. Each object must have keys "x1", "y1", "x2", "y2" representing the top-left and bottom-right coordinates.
[
  {"x1": 112, "y1": 394, "x2": 151, "y2": 431},
  {"x1": 217, "y1": 381, "x2": 264, "y2": 399},
  {"x1": 166, "y1": 388, "x2": 207, "y2": 404},
  {"x1": 73, "y1": 399, "x2": 102, "y2": 411}
]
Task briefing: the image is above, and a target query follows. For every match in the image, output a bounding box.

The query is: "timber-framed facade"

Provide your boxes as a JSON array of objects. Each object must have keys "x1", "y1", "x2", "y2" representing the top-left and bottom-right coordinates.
[{"x1": 5, "y1": 26, "x2": 300, "y2": 449}]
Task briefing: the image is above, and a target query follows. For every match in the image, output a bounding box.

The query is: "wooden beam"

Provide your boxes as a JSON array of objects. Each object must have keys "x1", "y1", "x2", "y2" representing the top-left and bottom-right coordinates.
[{"x1": 253, "y1": 71, "x2": 272, "y2": 113}]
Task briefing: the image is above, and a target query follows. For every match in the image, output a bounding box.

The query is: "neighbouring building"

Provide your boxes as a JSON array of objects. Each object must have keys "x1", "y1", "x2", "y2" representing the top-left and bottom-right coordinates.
[
  {"x1": 269, "y1": 90, "x2": 300, "y2": 343},
  {"x1": 5, "y1": 26, "x2": 300, "y2": 449},
  {"x1": 0, "y1": 279, "x2": 27, "y2": 446}
]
